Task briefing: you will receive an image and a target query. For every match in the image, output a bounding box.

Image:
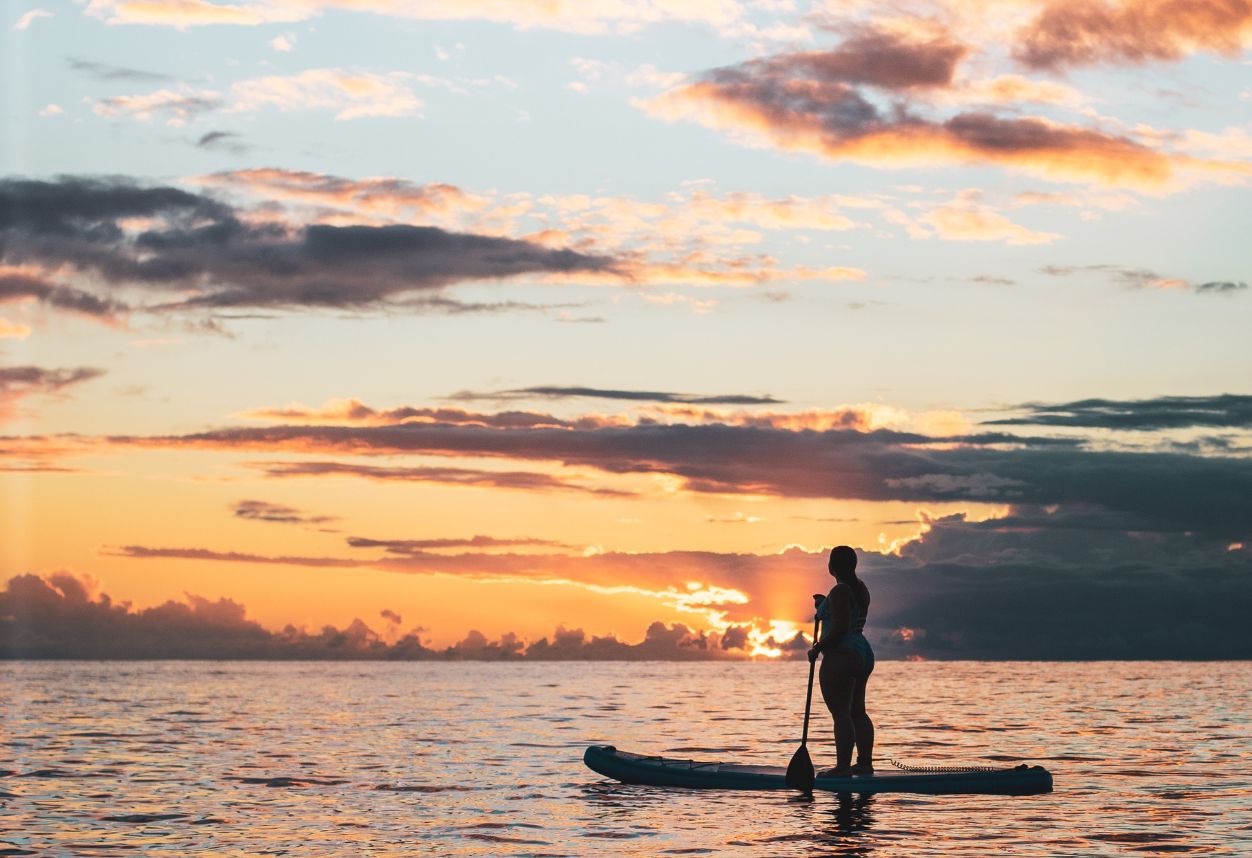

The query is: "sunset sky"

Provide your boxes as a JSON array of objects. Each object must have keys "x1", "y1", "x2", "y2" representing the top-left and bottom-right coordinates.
[{"x1": 2, "y1": 0, "x2": 1249, "y2": 659}]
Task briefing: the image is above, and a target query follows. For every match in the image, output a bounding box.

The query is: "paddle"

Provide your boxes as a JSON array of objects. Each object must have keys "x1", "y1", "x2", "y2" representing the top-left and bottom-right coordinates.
[{"x1": 785, "y1": 616, "x2": 822, "y2": 792}]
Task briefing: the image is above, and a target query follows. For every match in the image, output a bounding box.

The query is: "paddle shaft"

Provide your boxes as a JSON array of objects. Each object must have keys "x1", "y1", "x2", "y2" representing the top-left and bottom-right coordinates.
[{"x1": 800, "y1": 617, "x2": 820, "y2": 746}]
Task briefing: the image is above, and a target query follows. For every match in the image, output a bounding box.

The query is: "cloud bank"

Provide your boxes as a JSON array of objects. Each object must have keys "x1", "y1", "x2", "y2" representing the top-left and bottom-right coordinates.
[{"x1": 0, "y1": 176, "x2": 616, "y2": 313}]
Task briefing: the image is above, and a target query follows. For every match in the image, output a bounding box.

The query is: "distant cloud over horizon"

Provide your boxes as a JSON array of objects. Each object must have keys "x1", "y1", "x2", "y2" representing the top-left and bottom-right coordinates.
[
  {"x1": 8, "y1": 508, "x2": 1250, "y2": 659},
  {"x1": 0, "y1": 572, "x2": 742, "y2": 660}
]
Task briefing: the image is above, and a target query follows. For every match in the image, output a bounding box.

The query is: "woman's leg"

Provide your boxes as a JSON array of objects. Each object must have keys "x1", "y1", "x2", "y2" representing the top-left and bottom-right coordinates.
[
  {"x1": 851, "y1": 671, "x2": 874, "y2": 769},
  {"x1": 818, "y1": 650, "x2": 858, "y2": 771}
]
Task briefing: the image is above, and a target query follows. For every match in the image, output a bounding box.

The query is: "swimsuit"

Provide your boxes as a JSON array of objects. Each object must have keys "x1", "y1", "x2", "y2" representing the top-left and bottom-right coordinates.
[{"x1": 816, "y1": 583, "x2": 875, "y2": 678}]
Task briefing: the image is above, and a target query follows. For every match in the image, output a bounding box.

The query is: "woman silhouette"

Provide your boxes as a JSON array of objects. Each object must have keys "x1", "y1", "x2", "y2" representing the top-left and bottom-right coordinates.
[{"x1": 807, "y1": 545, "x2": 875, "y2": 776}]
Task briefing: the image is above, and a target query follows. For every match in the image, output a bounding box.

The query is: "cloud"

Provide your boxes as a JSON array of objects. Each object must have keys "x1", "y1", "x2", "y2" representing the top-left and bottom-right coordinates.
[
  {"x1": 94, "y1": 88, "x2": 224, "y2": 125},
  {"x1": 1014, "y1": 0, "x2": 1252, "y2": 70},
  {"x1": 768, "y1": 27, "x2": 969, "y2": 90},
  {"x1": 69, "y1": 57, "x2": 173, "y2": 82},
  {"x1": 39, "y1": 104, "x2": 63, "y2": 118},
  {"x1": 194, "y1": 131, "x2": 249, "y2": 154},
  {"x1": 197, "y1": 169, "x2": 486, "y2": 221},
  {"x1": 54, "y1": 501, "x2": 1252, "y2": 659},
  {"x1": 445, "y1": 385, "x2": 783, "y2": 405},
  {"x1": 13, "y1": 9, "x2": 52, "y2": 30},
  {"x1": 922, "y1": 193, "x2": 1061, "y2": 245},
  {"x1": 641, "y1": 28, "x2": 1232, "y2": 189},
  {"x1": 1195, "y1": 280, "x2": 1248, "y2": 293},
  {"x1": 347, "y1": 535, "x2": 574, "y2": 552},
  {"x1": 0, "y1": 569, "x2": 744, "y2": 659},
  {"x1": 122, "y1": 418, "x2": 1250, "y2": 539},
  {"x1": 986, "y1": 394, "x2": 1252, "y2": 431},
  {"x1": 103, "y1": 545, "x2": 364, "y2": 567},
  {"x1": 227, "y1": 69, "x2": 423, "y2": 120},
  {"x1": 232, "y1": 499, "x2": 338, "y2": 526},
  {"x1": 0, "y1": 366, "x2": 105, "y2": 422},
  {"x1": 237, "y1": 398, "x2": 593, "y2": 429},
  {"x1": 247, "y1": 460, "x2": 634, "y2": 497},
  {"x1": 0, "y1": 176, "x2": 617, "y2": 313},
  {"x1": 1039, "y1": 264, "x2": 1243, "y2": 293},
  {"x1": 0, "y1": 319, "x2": 31, "y2": 339},
  {"x1": 198, "y1": 168, "x2": 872, "y2": 287},
  {"x1": 83, "y1": 0, "x2": 745, "y2": 36},
  {"x1": 0, "y1": 270, "x2": 127, "y2": 321},
  {"x1": 96, "y1": 69, "x2": 425, "y2": 124}
]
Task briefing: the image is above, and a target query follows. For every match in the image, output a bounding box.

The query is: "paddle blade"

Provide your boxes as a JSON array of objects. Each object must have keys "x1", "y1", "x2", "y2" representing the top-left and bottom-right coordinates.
[{"x1": 785, "y1": 743, "x2": 815, "y2": 792}]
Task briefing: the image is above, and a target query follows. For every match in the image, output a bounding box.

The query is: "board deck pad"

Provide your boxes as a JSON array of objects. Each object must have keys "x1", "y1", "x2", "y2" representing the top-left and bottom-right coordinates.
[{"x1": 583, "y1": 745, "x2": 1053, "y2": 796}]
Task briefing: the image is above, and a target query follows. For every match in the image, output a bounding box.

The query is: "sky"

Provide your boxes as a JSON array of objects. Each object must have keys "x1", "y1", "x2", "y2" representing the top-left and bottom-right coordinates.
[{"x1": 1, "y1": 0, "x2": 1250, "y2": 659}]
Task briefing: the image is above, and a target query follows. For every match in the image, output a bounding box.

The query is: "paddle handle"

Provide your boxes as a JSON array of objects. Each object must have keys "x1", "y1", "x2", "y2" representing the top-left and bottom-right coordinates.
[{"x1": 800, "y1": 616, "x2": 820, "y2": 746}]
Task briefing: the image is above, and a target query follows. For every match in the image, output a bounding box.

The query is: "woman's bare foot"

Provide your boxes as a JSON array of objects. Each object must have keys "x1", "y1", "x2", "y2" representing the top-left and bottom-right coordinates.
[
  {"x1": 850, "y1": 762, "x2": 874, "y2": 775},
  {"x1": 816, "y1": 766, "x2": 853, "y2": 778}
]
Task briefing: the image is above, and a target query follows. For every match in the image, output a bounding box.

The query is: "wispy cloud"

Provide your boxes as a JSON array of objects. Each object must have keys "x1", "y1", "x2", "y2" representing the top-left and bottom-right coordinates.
[
  {"x1": 232, "y1": 499, "x2": 338, "y2": 527},
  {"x1": 0, "y1": 366, "x2": 105, "y2": 422},
  {"x1": 986, "y1": 394, "x2": 1252, "y2": 431},
  {"x1": 248, "y1": 460, "x2": 635, "y2": 497},
  {"x1": 83, "y1": 0, "x2": 746, "y2": 36},
  {"x1": 1039, "y1": 264, "x2": 1246, "y2": 293},
  {"x1": 69, "y1": 57, "x2": 173, "y2": 82},
  {"x1": 95, "y1": 69, "x2": 426, "y2": 124},
  {"x1": 13, "y1": 8, "x2": 52, "y2": 30},
  {"x1": 445, "y1": 385, "x2": 783, "y2": 406}
]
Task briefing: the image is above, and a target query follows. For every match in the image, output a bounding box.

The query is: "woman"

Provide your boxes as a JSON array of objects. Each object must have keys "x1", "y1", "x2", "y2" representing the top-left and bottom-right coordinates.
[{"x1": 807, "y1": 545, "x2": 875, "y2": 777}]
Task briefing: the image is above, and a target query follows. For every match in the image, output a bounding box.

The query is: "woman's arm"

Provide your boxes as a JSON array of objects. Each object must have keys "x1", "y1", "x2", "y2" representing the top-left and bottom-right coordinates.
[{"x1": 807, "y1": 584, "x2": 850, "y2": 660}]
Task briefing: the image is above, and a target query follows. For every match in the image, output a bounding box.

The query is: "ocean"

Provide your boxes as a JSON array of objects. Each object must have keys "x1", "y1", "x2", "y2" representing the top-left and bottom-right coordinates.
[{"x1": 2, "y1": 661, "x2": 1249, "y2": 856}]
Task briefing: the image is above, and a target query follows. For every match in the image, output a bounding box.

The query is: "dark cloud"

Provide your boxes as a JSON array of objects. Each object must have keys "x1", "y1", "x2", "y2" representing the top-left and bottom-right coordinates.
[
  {"x1": 447, "y1": 385, "x2": 783, "y2": 405},
  {"x1": 0, "y1": 366, "x2": 106, "y2": 421},
  {"x1": 1038, "y1": 263, "x2": 1237, "y2": 293},
  {"x1": 128, "y1": 421, "x2": 1248, "y2": 539},
  {"x1": 399, "y1": 296, "x2": 585, "y2": 316},
  {"x1": 1014, "y1": 0, "x2": 1252, "y2": 69},
  {"x1": 194, "y1": 131, "x2": 250, "y2": 154},
  {"x1": 348, "y1": 535, "x2": 573, "y2": 552},
  {"x1": 0, "y1": 272, "x2": 125, "y2": 319},
  {"x1": 0, "y1": 176, "x2": 617, "y2": 313},
  {"x1": 1195, "y1": 280, "x2": 1248, "y2": 293},
  {"x1": 102, "y1": 545, "x2": 364, "y2": 568},
  {"x1": 987, "y1": 394, "x2": 1252, "y2": 431},
  {"x1": 0, "y1": 573, "x2": 733, "y2": 660},
  {"x1": 72, "y1": 497, "x2": 1252, "y2": 658},
  {"x1": 248, "y1": 460, "x2": 634, "y2": 497},
  {"x1": 720, "y1": 625, "x2": 750, "y2": 650},
  {"x1": 68, "y1": 58, "x2": 174, "y2": 82},
  {"x1": 232, "y1": 499, "x2": 338, "y2": 527},
  {"x1": 743, "y1": 28, "x2": 969, "y2": 90}
]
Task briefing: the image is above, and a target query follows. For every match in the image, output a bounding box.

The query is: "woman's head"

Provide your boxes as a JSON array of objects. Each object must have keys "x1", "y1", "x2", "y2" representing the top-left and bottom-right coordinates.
[{"x1": 828, "y1": 545, "x2": 858, "y2": 581}]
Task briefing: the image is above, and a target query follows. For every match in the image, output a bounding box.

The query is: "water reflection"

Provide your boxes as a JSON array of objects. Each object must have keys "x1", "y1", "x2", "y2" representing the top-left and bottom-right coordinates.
[{"x1": 0, "y1": 661, "x2": 1248, "y2": 857}]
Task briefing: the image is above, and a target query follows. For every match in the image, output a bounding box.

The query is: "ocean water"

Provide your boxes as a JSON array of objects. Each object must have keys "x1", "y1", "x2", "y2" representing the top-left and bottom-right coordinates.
[{"x1": 1, "y1": 661, "x2": 1249, "y2": 857}]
